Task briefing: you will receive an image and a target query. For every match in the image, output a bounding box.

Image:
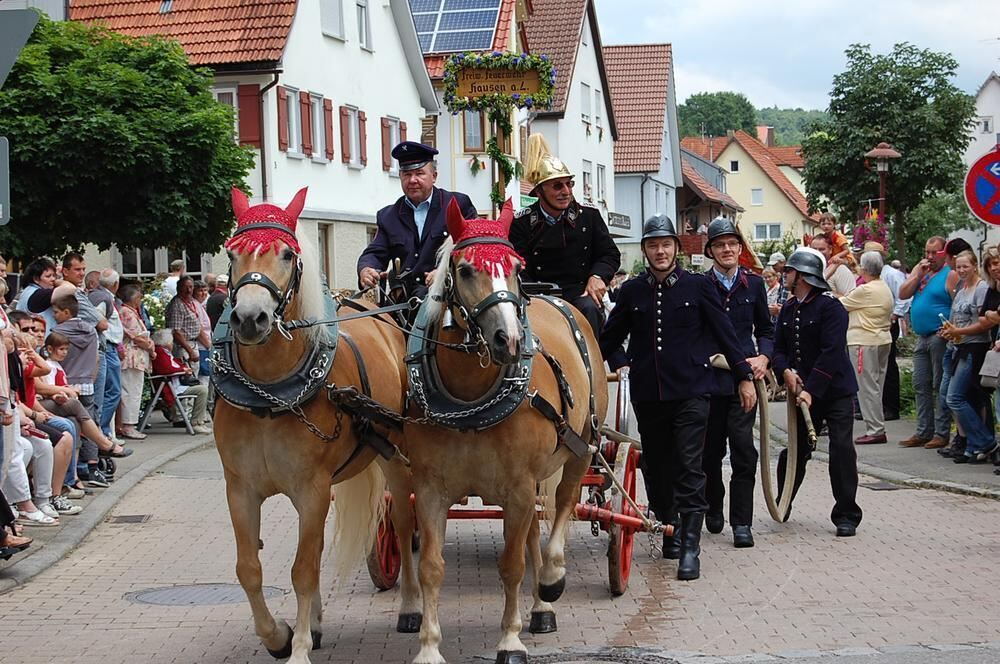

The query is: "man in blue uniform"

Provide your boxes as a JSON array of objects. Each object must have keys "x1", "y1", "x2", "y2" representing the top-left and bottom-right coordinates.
[
  {"x1": 510, "y1": 135, "x2": 620, "y2": 337},
  {"x1": 702, "y1": 218, "x2": 773, "y2": 548},
  {"x1": 601, "y1": 214, "x2": 757, "y2": 581},
  {"x1": 773, "y1": 248, "x2": 863, "y2": 537},
  {"x1": 358, "y1": 141, "x2": 478, "y2": 290}
]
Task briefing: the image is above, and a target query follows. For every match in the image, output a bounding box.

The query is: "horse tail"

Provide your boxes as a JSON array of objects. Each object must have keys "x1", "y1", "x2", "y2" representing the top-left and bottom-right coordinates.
[
  {"x1": 329, "y1": 461, "x2": 386, "y2": 584},
  {"x1": 537, "y1": 465, "x2": 564, "y2": 532}
]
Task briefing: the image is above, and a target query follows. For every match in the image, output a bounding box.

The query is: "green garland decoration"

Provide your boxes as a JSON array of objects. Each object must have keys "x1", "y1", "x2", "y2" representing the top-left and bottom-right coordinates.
[{"x1": 443, "y1": 51, "x2": 556, "y2": 206}]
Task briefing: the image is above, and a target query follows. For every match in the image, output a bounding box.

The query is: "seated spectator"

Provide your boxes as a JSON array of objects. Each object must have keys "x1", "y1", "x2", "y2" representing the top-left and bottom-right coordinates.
[
  {"x1": 118, "y1": 284, "x2": 152, "y2": 440},
  {"x1": 151, "y1": 330, "x2": 211, "y2": 434}
]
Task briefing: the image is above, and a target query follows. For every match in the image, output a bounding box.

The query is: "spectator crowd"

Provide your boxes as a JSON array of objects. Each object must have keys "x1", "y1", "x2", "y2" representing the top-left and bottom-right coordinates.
[{"x1": 0, "y1": 254, "x2": 223, "y2": 560}]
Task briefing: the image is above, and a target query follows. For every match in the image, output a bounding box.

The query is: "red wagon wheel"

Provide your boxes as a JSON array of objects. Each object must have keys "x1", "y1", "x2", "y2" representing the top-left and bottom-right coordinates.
[
  {"x1": 367, "y1": 494, "x2": 401, "y2": 591},
  {"x1": 607, "y1": 441, "x2": 638, "y2": 596}
]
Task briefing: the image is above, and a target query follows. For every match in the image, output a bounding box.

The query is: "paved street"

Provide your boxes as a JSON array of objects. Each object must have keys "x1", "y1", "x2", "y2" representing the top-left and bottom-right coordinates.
[{"x1": 2, "y1": 427, "x2": 1000, "y2": 664}]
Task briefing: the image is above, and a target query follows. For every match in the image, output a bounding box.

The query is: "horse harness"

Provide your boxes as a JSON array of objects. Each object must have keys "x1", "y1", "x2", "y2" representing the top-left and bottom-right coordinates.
[{"x1": 403, "y1": 235, "x2": 596, "y2": 457}]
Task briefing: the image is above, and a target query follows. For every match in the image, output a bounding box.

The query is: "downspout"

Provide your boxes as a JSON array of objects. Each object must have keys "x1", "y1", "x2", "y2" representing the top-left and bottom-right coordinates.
[
  {"x1": 639, "y1": 172, "x2": 651, "y2": 229},
  {"x1": 259, "y1": 72, "x2": 281, "y2": 202}
]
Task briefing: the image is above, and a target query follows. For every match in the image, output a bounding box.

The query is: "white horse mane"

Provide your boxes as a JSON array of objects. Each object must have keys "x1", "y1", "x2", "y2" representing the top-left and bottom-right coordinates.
[
  {"x1": 423, "y1": 235, "x2": 455, "y2": 325},
  {"x1": 292, "y1": 225, "x2": 327, "y2": 346}
]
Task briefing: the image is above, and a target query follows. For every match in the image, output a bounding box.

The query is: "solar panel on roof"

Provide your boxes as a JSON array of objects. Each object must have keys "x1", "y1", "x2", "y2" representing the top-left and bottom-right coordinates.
[{"x1": 409, "y1": 0, "x2": 502, "y2": 54}]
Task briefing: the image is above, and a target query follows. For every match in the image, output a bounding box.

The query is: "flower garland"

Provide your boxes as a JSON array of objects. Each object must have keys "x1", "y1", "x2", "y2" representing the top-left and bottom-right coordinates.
[
  {"x1": 852, "y1": 207, "x2": 889, "y2": 250},
  {"x1": 443, "y1": 51, "x2": 556, "y2": 206}
]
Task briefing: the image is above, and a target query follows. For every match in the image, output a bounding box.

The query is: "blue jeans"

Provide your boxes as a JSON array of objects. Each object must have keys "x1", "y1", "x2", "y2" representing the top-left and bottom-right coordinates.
[
  {"x1": 93, "y1": 349, "x2": 107, "y2": 432},
  {"x1": 101, "y1": 347, "x2": 122, "y2": 435},
  {"x1": 913, "y1": 334, "x2": 951, "y2": 440},
  {"x1": 46, "y1": 416, "x2": 79, "y2": 486},
  {"x1": 943, "y1": 347, "x2": 995, "y2": 456}
]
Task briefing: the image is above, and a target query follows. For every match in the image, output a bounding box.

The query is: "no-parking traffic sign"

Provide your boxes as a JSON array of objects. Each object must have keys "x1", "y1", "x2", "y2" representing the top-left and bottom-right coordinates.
[{"x1": 965, "y1": 146, "x2": 1000, "y2": 226}]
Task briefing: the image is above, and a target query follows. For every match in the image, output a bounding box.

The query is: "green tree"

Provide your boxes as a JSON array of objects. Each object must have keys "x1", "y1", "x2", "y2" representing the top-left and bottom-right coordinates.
[
  {"x1": 902, "y1": 190, "x2": 979, "y2": 267},
  {"x1": 800, "y1": 43, "x2": 975, "y2": 259},
  {"x1": 756, "y1": 106, "x2": 828, "y2": 145},
  {"x1": 678, "y1": 91, "x2": 757, "y2": 138},
  {"x1": 0, "y1": 14, "x2": 254, "y2": 261}
]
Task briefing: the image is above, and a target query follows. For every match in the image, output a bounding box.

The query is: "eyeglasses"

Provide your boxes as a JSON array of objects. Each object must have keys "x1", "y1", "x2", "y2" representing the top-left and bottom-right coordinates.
[
  {"x1": 711, "y1": 240, "x2": 741, "y2": 250},
  {"x1": 545, "y1": 180, "x2": 575, "y2": 191}
]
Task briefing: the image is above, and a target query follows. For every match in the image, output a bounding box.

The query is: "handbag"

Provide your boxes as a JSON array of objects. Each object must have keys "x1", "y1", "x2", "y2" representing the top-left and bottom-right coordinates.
[{"x1": 979, "y1": 349, "x2": 1000, "y2": 388}]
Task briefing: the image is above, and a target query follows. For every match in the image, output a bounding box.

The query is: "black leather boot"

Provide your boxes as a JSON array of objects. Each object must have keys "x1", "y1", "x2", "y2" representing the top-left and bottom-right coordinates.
[
  {"x1": 704, "y1": 511, "x2": 724, "y2": 534},
  {"x1": 677, "y1": 512, "x2": 703, "y2": 581},
  {"x1": 662, "y1": 519, "x2": 681, "y2": 560}
]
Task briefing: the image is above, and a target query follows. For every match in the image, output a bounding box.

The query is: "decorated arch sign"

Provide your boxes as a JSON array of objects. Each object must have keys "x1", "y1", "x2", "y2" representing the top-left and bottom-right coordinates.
[{"x1": 443, "y1": 52, "x2": 556, "y2": 207}]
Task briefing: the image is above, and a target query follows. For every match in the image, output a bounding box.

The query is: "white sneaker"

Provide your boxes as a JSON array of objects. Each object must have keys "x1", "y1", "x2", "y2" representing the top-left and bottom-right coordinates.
[
  {"x1": 38, "y1": 503, "x2": 60, "y2": 519},
  {"x1": 193, "y1": 424, "x2": 213, "y2": 435},
  {"x1": 50, "y1": 495, "x2": 83, "y2": 515}
]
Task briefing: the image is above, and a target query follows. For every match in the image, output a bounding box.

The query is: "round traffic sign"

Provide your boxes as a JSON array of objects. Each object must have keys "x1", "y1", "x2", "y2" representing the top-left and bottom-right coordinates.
[{"x1": 964, "y1": 147, "x2": 1000, "y2": 225}]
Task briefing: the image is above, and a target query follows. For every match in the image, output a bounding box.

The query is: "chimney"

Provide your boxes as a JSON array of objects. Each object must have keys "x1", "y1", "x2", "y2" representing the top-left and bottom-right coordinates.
[{"x1": 756, "y1": 125, "x2": 775, "y2": 147}]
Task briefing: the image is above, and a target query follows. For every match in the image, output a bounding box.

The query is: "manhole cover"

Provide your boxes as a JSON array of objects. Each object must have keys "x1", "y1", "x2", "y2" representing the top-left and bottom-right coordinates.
[
  {"x1": 125, "y1": 583, "x2": 285, "y2": 606},
  {"x1": 861, "y1": 480, "x2": 909, "y2": 491},
  {"x1": 480, "y1": 649, "x2": 677, "y2": 663},
  {"x1": 109, "y1": 514, "x2": 151, "y2": 524}
]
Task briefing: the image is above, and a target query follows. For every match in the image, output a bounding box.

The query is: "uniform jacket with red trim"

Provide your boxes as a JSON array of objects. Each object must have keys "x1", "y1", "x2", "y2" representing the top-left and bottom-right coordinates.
[
  {"x1": 599, "y1": 267, "x2": 754, "y2": 402},
  {"x1": 707, "y1": 267, "x2": 774, "y2": 396},
  {"x1": 772, "y1": 290, "x2": 858, "y2": 400},
  {"x1": 357, "y1": 187, "x2": 477, "y2": 284}
]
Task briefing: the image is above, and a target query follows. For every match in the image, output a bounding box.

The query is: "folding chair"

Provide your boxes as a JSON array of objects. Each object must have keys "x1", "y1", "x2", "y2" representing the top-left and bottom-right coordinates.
[{"x1": 138, "y1": 372, "x2": 196, "y2": 435}]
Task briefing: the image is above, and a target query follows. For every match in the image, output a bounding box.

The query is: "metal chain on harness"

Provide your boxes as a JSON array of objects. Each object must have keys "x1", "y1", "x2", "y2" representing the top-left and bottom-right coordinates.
[
  {"x1": 211, "y1": 354, "x2": 345, "y2": 442},
  {"x1": 409, "y1": 366, "x2": 529, "y2": 423}
]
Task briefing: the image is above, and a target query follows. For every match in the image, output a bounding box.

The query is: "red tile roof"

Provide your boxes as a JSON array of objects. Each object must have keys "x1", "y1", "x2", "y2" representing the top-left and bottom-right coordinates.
[
  {"x1": 680, "y1": 157, "x2": 742, "y2": 212},
  {"x1": 680, "y1": 135, "x2": 732, "y2": 162},
  {"x1": 69, "y1": 0, "x2": 296, "y2": 67},
  {"x1": 423, "y1": 0, "x2": 516, "y2": 79},
  {"x1": 730, "y1": 131, "x2": 819, "y2": 223},
  {"x1": 767, "y1": 145, "x2": 805, "y2": 169},
  {"x1": 603, "y1": 43, "x2": 671, "y2": 173}
]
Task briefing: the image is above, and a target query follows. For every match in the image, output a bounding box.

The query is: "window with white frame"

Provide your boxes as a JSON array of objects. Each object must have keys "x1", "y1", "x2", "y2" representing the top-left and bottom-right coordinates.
[
  {"x1": 213, "y1": 87, "x2": 239, "y2": 140},
  {"x1": 730, "y1": 160, "x2": 739, "y2": 173},
  {"x1": 387, "y1": 116, "x2": 401, "y2": 174},
  {"x1": 582, "y1": 160, "x2": 593, "y2": 201},
  {"x1": 751, "y1": 188, "x2": 764, "y2": 206},
  {"x1": 597, "y1": 164, "x2": 606, "y2": 203},
  {"x1": 979, "y1": 116, "x2": 995, "y2": 134},
  {"x1": 581, "y1": 82, "x2": 591, "y2": 123},
  {"x1": 463, "y1": 110, "x2": 485, "y2": 152},
  {"x1": 311, "y1": 94, "x2": 326, "y2": 161},
  {"x1": 285, "y1": 86, "x2": 302, "y2": 155},
  {"x1": 357, "y1": 0, "x2": 372, "y2": 50},
  {"x1": 320, "y1": 0, "x2": 345, "y2": 39},
  {"x1": 594, "y1": 91, "x2": 603, "y2": 132},
  {"x1": 347, "y1": 106, "x2": 362, "y2": 166},
  {"x1": 117, "y1": 247, "x2": 158, "y2": 278},
  {"x1": 754, "y1": 223, "x2": 782, "y2": 241}
]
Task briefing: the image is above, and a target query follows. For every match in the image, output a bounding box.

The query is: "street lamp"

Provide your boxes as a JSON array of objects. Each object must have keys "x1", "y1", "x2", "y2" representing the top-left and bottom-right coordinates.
[{"x1": 864, "y1": 142, "x2": 902, "y2": 224}]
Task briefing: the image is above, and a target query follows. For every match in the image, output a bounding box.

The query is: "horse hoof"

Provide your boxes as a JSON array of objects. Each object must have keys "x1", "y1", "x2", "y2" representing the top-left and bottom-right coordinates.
[
  {"x1": 265, "y1": 633, "x2": 293, "y2": 659},
  {"x1": 537, "y1": 577, "x2": 565, "y2": 602},
  {"x1": 528, "y1": 610, "x2": 557, "y2": 634},
  {"x1": 495, "y1": 650, "x2": 528, "y2": 664},
  {"x1": 396, "y1": 612, "x2": 423, "y2": 633},
  {"x1": 312, "y1": 630, "x2": 322, "y2": 650}
]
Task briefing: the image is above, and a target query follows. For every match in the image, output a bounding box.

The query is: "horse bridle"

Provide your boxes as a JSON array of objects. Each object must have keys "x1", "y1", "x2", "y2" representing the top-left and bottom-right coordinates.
[
  {"x1": 445, "y1": 236, "x2": 526, "y2": 351},
  {"x1": 227, "y1": 222, "x2": 303, "y2": 337}
]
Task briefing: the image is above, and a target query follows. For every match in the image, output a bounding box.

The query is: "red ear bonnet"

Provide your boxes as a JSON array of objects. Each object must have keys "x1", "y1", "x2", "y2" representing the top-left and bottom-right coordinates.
[
  {"x1": 448, "y1": 197, "x2": 525, "y2": 277},
  {"x1": 225, "y1": 187, "x2": 307, "y2": 254}
]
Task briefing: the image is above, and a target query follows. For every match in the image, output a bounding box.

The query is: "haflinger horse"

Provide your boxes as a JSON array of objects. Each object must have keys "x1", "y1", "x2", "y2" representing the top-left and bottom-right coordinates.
[
  {"x1": 398, "y1": 198, "x2": 608, "y2": 664},
  {"x1": 212, "y1": 188, "x2": 405, "y2": 664}
]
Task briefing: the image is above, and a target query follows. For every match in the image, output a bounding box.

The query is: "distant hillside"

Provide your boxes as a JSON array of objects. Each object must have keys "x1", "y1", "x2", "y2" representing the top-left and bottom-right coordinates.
[{"x1": 756, "y1": 107, "x2": 828, "y2": 146}]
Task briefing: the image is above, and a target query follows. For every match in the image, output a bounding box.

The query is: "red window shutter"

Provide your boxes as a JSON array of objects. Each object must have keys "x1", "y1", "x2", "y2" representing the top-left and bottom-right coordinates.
[
  {"x1": 359, "y1": 110, "x2": 368, "y2": 166},
  {"x1": 299, "y1": 91, "x2": 312, "y2": 156},
  {"x1": 323, "y1": 99, "x2": 334, "y2": 160},
  {"x1": 277, "y1": 87, "x2": 289, "y2": 152},
  {"x1": 237, "y1": 84, "x2": 261, "y2": 148},
  {"x1": 380, "y1": 117, "x2": 391, "y2": 171},
  {"x1": 400, "y1": 121, "x2": 407, "y2": 143},
  {"x1": 339, "y1": 106, "x2": 350, "y2": 163}
]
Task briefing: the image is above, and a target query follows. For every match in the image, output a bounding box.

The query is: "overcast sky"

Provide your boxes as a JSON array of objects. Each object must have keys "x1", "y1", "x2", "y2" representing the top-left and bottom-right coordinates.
[{"x1": 592, "y1": 0, "x2": 1000, "y2": 110}]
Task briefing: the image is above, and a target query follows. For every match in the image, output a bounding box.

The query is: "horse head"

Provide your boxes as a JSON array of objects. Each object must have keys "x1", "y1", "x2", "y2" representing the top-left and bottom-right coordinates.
[
  {"x1": 442, "y1": 197, "x2": 526, "y2": 365},
  {"x1": 225, "y1": 187, "x2": 307, "y2": 345}
]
